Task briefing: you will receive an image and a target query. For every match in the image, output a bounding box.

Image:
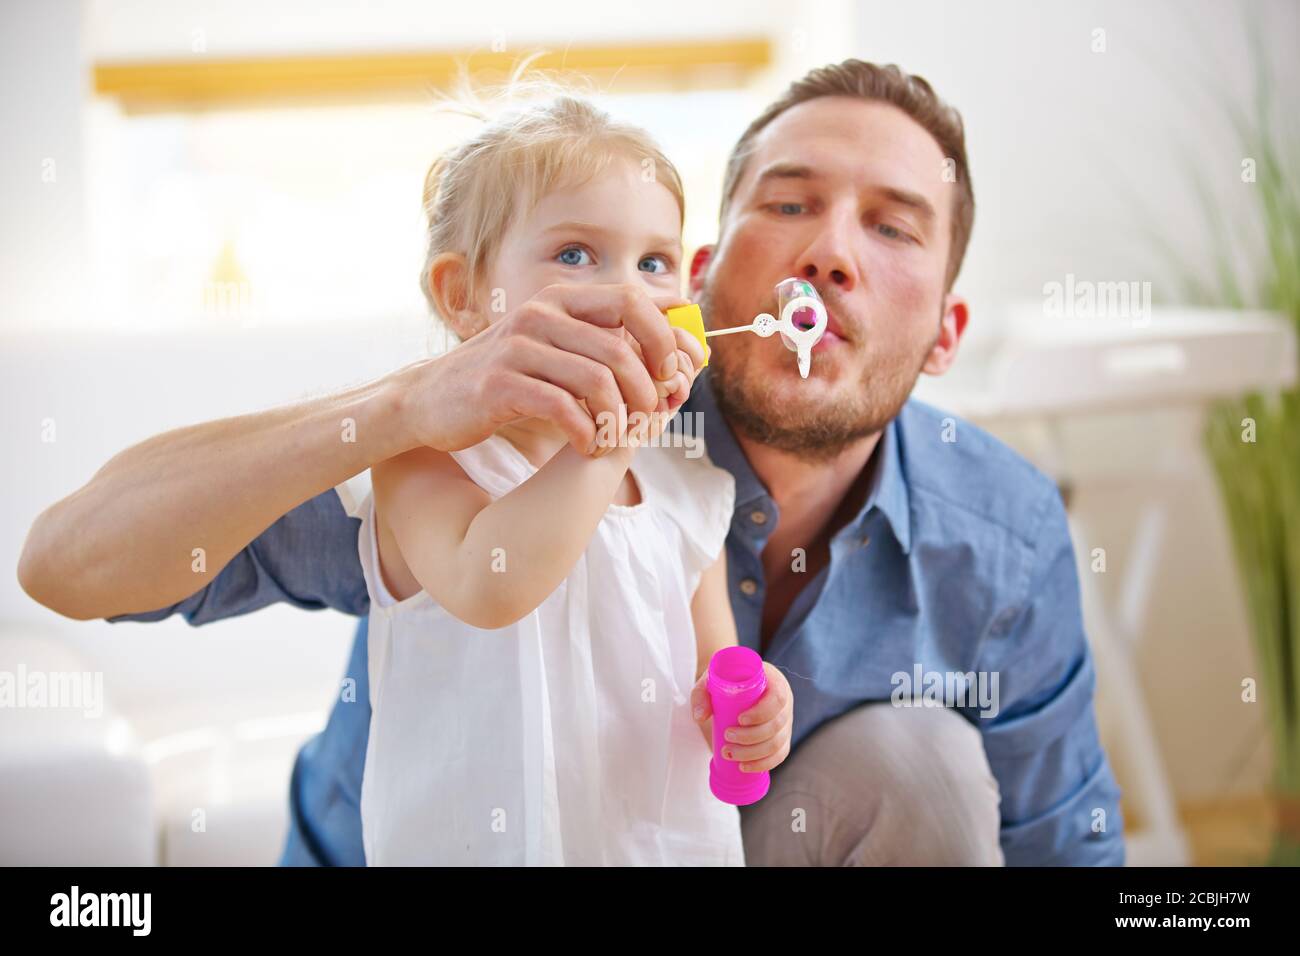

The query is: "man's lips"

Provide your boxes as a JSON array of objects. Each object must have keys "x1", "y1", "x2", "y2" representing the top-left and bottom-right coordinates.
[
  {"x1": 758, "y1": 295, "x2": 855, "y2": 354},
  {"x1": 809, "y1": 308, "x2": 849, "y2": 351},
  {"x1": 786, "y1": 297, "x2": 848, "y2": 337},
  {"x1": 813, "y1": 328, "x2": 845, "y2": 352}
]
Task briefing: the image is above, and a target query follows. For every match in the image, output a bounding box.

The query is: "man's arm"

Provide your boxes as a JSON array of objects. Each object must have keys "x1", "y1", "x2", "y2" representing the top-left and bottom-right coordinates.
[
  {"x1": 105, "y1": 489, "x2": 370, "y2": 626},
  {"x1": 978, "y1": 484, "x2": 1127, "y2": 866},
  {"x1": 21, "y1": 376, "x2": 405, "y2": 621},
  {"x1": 17, "y1": 283, "x2": 683, "y2": 621}
]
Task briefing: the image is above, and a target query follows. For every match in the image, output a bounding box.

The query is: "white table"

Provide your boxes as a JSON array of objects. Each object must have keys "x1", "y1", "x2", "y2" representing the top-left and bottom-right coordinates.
[{"x1": 915, "y1": 305, "x2": 1297, "y2": 866}]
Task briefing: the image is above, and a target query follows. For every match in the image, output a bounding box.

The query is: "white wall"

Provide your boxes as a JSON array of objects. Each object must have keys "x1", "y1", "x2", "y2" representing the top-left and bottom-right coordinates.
[
  {"x1": 846, "y1": 0, "x2": 1299, "y2": 336},
  {"x1": 0, "y1": 0, "x2": 88, "y2": 330}
]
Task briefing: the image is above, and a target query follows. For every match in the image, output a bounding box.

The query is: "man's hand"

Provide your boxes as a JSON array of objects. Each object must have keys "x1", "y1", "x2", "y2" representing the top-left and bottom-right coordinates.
[
  {"x1": 689, "y1": 661, "x2": 794, "y2": 774},
  {"x1": 16, "y1": 282, "x2": 694, "y2": 621},
  {"x1": 394, "y1": 283, "x2": 690, "y2": 455}
]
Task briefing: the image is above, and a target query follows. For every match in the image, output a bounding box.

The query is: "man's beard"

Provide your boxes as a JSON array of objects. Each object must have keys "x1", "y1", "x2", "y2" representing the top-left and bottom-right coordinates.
[{"x1": 700, "y1": 281, "x2": 932, "y2": 463}]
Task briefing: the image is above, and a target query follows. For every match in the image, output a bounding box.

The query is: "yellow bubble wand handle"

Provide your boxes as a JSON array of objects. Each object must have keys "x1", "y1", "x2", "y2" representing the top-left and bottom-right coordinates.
[
  {"x1": 667, "y1": 280, "x2": 827, "y2": 378},
  {"x1": 666, "y1": 304, "x2": 710, "y2": 366}
]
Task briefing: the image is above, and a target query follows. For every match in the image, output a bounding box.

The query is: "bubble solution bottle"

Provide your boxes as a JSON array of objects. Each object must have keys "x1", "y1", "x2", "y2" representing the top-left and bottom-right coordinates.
[{"x1": 707, "y1": 646, "x2": 772, "y2": 806}]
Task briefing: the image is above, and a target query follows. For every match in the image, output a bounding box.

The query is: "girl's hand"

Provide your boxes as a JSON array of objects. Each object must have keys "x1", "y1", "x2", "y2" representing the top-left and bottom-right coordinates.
[
  {"x1": 623, "y1": 321, "x2": 707, "y2": 446},
  {"x1": 689, "y1": 661, "x2": 793, "y2": 774},
  {"x1": 660, "y1": 322, "x2": 707, "y2": 411}
]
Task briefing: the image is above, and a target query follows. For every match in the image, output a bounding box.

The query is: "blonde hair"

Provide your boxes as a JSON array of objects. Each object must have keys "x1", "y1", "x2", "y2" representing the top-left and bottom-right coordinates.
[{"x1": 419, "y1": 78, "x2": 686, "y2": 318}]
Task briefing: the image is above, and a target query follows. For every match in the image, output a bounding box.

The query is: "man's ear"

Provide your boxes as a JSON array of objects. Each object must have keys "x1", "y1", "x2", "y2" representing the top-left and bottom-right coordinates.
[
  {"x1": 427, "y1": 253, "x2": 482, "y2": 339},
  {"x1": 921, "y1": 293, "x2": 969, "y2": 376},
  {"x1": 688, "y1": 244, "x2": 715, "y2": 298}
]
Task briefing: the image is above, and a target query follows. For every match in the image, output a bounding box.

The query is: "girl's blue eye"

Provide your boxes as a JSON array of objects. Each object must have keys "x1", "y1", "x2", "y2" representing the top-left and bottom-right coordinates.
[
  {"x1": 877, "y1": 223, "x2": 908, "y2": 242},
  {"x1": 557, "y1": 246, "x2": 592, "y2": 266},
  {"x1": 776, "y1": 202, "x2": 803, "y2": 215},
  {"x1": 638, "y1": 255, "x2": 669, "y2": 274}
]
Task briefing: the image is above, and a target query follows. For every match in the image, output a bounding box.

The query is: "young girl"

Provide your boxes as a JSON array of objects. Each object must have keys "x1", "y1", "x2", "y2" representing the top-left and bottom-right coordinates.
[{"x1": 344, "y1": 93, "x2": 791, "y2": 865}]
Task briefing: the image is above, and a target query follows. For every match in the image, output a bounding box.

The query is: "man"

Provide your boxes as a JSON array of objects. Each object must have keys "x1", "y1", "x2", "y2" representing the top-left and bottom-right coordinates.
[{"x1": 19, "y1": 60, "x2": 1124, "y2": 866}]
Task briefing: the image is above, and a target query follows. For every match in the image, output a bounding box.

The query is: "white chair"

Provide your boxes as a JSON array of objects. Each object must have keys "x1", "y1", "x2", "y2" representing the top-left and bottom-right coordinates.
[{"x1": 0, "y1": 632, "x2": 156, "y2": 865}]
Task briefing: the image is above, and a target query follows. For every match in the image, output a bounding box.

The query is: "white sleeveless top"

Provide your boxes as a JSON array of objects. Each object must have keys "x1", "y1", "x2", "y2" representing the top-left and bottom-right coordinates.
[{"x1": 339, "y1": 433, "x2": 744, "y2": 866}]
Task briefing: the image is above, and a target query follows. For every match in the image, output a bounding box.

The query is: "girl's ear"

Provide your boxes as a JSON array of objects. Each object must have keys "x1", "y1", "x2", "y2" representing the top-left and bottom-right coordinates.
[{"x1": 427, "y1": 253, "x2": 483, "y2": 339}]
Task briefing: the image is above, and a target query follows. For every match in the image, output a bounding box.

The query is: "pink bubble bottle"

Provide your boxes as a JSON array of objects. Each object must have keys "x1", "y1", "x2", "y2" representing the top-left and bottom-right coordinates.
[{"x1": 707, "y1": 646, "x2": 772, "y2": 806}]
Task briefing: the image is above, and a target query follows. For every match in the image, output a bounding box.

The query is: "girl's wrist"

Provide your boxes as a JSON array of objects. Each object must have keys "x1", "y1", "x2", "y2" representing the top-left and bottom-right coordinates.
[{"x1": 594, "y1": 442, "x2": 636, "y2": 467}]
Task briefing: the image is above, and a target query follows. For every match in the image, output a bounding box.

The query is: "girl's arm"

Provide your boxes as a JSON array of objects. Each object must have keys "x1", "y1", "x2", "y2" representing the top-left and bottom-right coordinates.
[
  {"x1": 690, "y1": 550, "x2": 740, "y2": 747},
  {"x1": 689, "y1": 549, "x2": 795, "y2": 772},
  {"x1": 371, "y1": 441, "x2": 636, "y2": 630}
]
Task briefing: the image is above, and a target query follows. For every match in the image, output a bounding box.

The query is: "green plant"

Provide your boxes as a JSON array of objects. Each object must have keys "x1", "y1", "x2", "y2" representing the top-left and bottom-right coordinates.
[{"x1": 1160, "y1": 22, "x2": 1300, "y2": 866}]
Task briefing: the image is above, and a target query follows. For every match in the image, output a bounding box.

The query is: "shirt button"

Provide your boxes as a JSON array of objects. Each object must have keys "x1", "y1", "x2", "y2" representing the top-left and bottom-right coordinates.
[
  {"x1": 749, "y1": 510, "x2": 768, "y2": 526},
  {"x1": 739, "y1": 578, "x2": 759, "y2": 596},
  {"x1": 861, "y1": 535, "x2": 871, "y2": 548}
]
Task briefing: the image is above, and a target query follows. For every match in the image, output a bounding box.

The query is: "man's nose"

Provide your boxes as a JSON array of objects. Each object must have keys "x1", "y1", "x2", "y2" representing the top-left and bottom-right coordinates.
[{"x1": 794, "y1": 209, "x2": 859, "y2": 293}]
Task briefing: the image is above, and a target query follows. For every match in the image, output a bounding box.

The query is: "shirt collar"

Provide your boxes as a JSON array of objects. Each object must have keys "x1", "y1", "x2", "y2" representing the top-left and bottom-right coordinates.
[
  {"x1": 684, "y1": 372, "x2": 913, "y2": 555},
  {"x1": 859, "y1": 412, "x2": 912, "y2": 555}
]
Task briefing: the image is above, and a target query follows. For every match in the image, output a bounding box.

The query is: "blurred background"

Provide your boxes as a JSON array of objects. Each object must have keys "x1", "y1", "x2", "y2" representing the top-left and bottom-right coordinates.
[{"x1": 2, "y1": 0, "x2": 1298, "y2": 866}]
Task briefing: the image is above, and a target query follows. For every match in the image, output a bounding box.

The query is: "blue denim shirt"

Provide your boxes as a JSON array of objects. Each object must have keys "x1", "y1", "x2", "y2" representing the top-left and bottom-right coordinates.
[{"x1": 110, "y1": 372, "x2": 1125, "y2": 866}]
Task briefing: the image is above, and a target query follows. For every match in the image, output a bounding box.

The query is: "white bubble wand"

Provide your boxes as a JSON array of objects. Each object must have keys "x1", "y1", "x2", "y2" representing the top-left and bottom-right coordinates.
[{"x1": 704, "y1": 277, "x2": 828, "y2": 379}]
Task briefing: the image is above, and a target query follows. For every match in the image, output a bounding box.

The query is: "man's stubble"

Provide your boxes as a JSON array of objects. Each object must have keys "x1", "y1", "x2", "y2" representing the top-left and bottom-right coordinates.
[{"x1": 698, "y1": 279, "x2": 935, "y2": 463}]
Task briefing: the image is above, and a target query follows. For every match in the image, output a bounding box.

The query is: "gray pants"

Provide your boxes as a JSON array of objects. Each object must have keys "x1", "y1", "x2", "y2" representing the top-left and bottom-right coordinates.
[{"x1": 738, "y1": 701, "x2": 1005, "y2": 865}]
